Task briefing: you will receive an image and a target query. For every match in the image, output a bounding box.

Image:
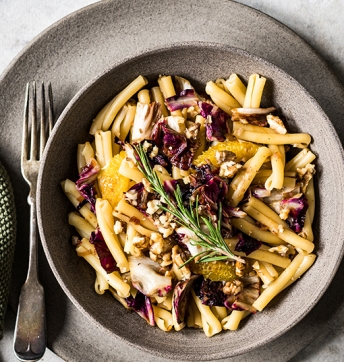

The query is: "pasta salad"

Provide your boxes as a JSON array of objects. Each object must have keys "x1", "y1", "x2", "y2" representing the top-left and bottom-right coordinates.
[{"x1": 61, "y1": 73, "x2": 316, "y2": 336}]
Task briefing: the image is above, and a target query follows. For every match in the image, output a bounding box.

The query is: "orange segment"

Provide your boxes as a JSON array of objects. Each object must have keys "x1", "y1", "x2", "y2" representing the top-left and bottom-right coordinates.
[
  {"x1": 193, "y1": 140, "x2": 260, "y2": 168},
  {"x1": 98, "y1": 151, "x2": 130, "y2": 208}
]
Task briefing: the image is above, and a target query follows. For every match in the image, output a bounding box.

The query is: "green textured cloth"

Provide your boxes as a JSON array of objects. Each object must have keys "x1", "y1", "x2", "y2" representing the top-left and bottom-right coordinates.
[{"x1": 0, "y1": 161, "x2": 16, "y2": 339}]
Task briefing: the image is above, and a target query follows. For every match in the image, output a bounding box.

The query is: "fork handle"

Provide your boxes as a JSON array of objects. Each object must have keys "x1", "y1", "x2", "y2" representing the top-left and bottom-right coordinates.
[{"x1": 13, "y1": 199, "x2": 46, "y2": 361}]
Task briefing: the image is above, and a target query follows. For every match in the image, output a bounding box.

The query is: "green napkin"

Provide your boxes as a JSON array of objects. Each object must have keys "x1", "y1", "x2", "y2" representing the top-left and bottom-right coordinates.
[{"x1": 0, "y1": 161, "x2": 16, "y2": 339}]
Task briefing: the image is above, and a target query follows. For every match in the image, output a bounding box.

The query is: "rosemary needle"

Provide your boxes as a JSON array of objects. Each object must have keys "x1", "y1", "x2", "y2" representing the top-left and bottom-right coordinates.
[{"x1": 132, "y1": 143, "x2": 243, "y2": 264}]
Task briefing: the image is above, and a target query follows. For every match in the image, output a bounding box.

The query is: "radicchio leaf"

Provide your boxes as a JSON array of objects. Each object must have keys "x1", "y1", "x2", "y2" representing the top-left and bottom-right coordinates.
[
  {"x1": 193, "y1": 176, "x2": 228, "y2": 209},
  {"x1": 172, "y1": 275, "x2": 199, "y2": 324},
  {"x1": 281, "y1": 194, "x2": 309, "y2": 233},
  {"x1": 235, "y1": 233, "x2": 262, "y2": 256},
  {"x1": 161, "y1": 124, "x2": 195, "y2": 170},
  {"x1": 90, "y1": 228, "x2": 118, "y2": 273},
  {"x1": 165, "y1": 89, "x2": 199, "y2": 112},
  {"x1": 126, "y1": 291, "x2": 155, "y2": 326},
  {"x1": 193, "y1": 277, "x2": 227, "y2": 307},
  {"x1": 199, "y1": 101, "x2": 229, "y2": 142},
  {"x1": 75, "y1": 158, "x2": 100, "y2": 213}
]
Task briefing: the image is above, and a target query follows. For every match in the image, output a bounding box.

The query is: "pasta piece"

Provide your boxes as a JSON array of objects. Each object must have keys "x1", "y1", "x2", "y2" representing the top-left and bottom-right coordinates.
[
  {"x1": 231, "y1": 217, "x2": 285, "y2": 245},
  {"x1": 82, "y1": 142, "x2": 95, "y2": 165},
  {"x1": 252, "y1": 253, "x2": 304, "y2": 311},
  {"x1": 265, "y1": 144, "x2": 284, "y2": 190},
  {"x1": 191, "y1": 290, "x2": 222, "y2": 337},
  {"x1": 119, "y1": 101, "x2": 136, "y2": 141},
  {"x1": 211, "y1": 306, "x2": 228, "y2": 321},
  {"x1": 261, "y1": 261, "x2": 279, "y2": 278},
  {"x1": 224, "y1": 74, "x2": 246, "y2": 106},
  {"x1": 116, "y1": 199, "x2": 158, "y2": 231},
  {"x1": 232, "y1": 122, "x2": 276, "y2": 134},
  {"x1": 96, "y1": 199, "x2": 129, "y2": 273},
  {"x1": 285, "y1": 149, "x2": 316, "y2": 171},
  {"x1": 205, "y1": 81, "x2": 241, "y2": 109},
  {"x1": 233, "y1": 129, "x2": 311, "y2": 147},
  {"x1": 242, "y1": 205, "x2": 314, "y2": 254},
  {"x1": 95, "y1": 130, "x2": 113, "y2": 168},
  {"x1": 113, "y1": 212, "x2": 153, "y2": 237},
  {"x1": 305, "y1": 178, "x2": 315, "y2": 224},
  {"x1": 61, "y1": 179, "x2": 97, "y2": 228},
  {"x1": 158, "y1": 292, "x2": 173, "y2": 311},
  {"x1": 221, "y1": 310, "x2": 246, "y2": 331},
  {"x1": 89, "y1": 98, "x2": 113, "y2": 135},
  {"x1": 118, "y1": 159, "x2": 144, "y2": 183},
  {"x1": 187, "y1": 297, "x2": 203, "y2": 329},
  {"x1": 68, "y1": 212, "x2": 95, "y2": 239},
  {"x1": 229, "y1": 147, "x2": 272, "y2": 206},
  {"x1": 77, "y1": 144, "x2": 86, "y2": 174},
  {"x1": 102, "y1": 75, "x2": 148, "y2": 131},
  {"x1": 252, "y1": 261, "x2": 275, "y2": 287},
  {"x1": 158, "y1": 75, "x2": 176, "y2": 98},
  {"x1": 152, "y1": 305, "x2": 173, "y2": 332},
  {"x1": 243, "y1": 74, "x2": 266, "y2": 108},
  {"x1": 124, "y1": 224, "x2": 141, "y2": 257},
  {"x1": 281, "y1": 254, "x2": 316, "y2": 290},
  {"x1": 192, "y1": 115, "x2": 207, "y2": 159},
  {"x1": 137, "y1": 89, "x2": 150, "y2": 104},
  {"x1": 151, "y1": 86, "x2": 169, "y2": 116},
  {"x1": 76, "y1": 239, "x2": 130, "y2": 297},
  {"x1": 95, "y1": 272, "x2": 109, "y2": 295}
]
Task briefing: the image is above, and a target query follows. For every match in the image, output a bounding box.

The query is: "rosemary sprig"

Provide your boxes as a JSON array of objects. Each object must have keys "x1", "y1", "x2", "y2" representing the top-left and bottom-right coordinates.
[{"x1": 132, "y1": 143, "x2": 243, "y2": 265}]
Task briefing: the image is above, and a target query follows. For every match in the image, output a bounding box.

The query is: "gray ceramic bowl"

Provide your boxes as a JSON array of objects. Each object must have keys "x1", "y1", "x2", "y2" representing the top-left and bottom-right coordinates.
[{"x1": 37, "y1": 42, "x2": 344, "y2": 360}]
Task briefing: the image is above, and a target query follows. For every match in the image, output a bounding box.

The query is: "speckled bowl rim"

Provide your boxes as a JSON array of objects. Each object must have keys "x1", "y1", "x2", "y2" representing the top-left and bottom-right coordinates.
[{"x1": 37, "y1": 41, "x2": 344, "y2": 360}]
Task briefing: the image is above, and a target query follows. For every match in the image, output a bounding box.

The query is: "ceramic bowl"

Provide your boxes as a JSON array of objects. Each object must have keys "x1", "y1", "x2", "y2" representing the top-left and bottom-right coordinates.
[{"x1": 37, "y1": 42, "x2": 344, "y2": 360}]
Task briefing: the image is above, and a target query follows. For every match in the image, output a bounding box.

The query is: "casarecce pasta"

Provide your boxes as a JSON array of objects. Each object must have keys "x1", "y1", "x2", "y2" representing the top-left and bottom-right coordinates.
[{"x1": 62, "y1": 72, "x2": 317, "y2": 337}]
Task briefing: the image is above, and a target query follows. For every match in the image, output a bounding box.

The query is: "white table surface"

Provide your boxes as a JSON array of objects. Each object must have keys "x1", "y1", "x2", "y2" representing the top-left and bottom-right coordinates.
[{"x1": 1, "y1": 1, "x2": 344, "y2": 361}]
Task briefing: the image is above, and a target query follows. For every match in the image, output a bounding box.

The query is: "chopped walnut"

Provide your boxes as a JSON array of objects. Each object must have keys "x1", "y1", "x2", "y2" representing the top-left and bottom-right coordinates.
[
  {"x1": 149, "y1": 232, "x2": 172, "y2": 255},
  {"x1": 172, "y1": 245, "x2": 191, "y2": 279},
  {"x1": 132, "y1": 235, "x2": 149, "y2": 249},
  {"x1": 113, "y1": 220, "x2": 124, "y2": 235},
  {"x1": 185, "y1": 122, "x2": 200, "y2": 140},
  {"x1": 215, "y1": 150, "x2": 236, "y2": 164},
  {"x1": 223, "y1": 280, "x2": 243, "y2": 295},
  {"x1": 129, "y1": 216, "x2": 140, "y2": 225},
  {"x1": 235, "y1": 260, "x2": 246, "y2": 277},
  {"x1": 297, "y1": 163, "x2": 316, "y2": 193},
  {"x1": 142, "y1": 178, "x2": 152, "y2": 193},
  {"x1": 219, "y1": 161, "x2": 242, "y2": 178},
  {"x1": 142, "y1": 141, "x2": 151, "y2": 152},
  {"x1": 158, "y1": 226, "x2": 174, "y2": 238},
  {"x1": 267, "y1": 115, "x2": 287, "y2": 134}
]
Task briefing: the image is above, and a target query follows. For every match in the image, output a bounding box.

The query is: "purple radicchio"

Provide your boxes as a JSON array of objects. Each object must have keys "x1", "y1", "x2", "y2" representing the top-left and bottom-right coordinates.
[
  {"x1": 227, "y1": 275, "x2": 260, "y2": 314},
  {"x1": 90, "y1": 228, "x2": 118, "y2": 273},
  {"x1": 75, "y1": 158, "x2": 100, "y2": 213},
  {"x1": 125, "y1": 182, "x2": 149, "y2": 213},
  {"x1": 281, "y1": 194, "x2": 309, "y2": 233},
  {"x1": 131, "y1": 102, "x2": 162, "y2": 143},
  {"x1": 161, "y1": 124, "x2": 195, "y2": 170},
  {"x1": 128, "y1": 256, "x2": 172, "y2": 297},
  {"x1": 193, "y1": 277, "x2": 227, "y2": 307},
  {"x1": 235, "y1": 233, "x2": 262, "y2": 256},
  {"x1": 192, "y1": 176, "x2": 228, "y2": 210},
  {"x1": 165, "y1": 89, "x2": 199, "y2": 112},
  {"x1": 172, "y1": 275, "x2": 199, "y2": 325},
  {"x1": 199, "y1": 101, "x2": 229, "y2": 142},
  {"x1": 126, "y1": 291, "x2": 155, "y2": 326}
]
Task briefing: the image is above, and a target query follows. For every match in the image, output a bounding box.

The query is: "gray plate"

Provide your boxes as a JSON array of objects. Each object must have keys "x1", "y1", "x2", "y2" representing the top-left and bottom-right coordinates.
[{"x1": 1, "y1": 0, "x2": 344, "y2": 361}]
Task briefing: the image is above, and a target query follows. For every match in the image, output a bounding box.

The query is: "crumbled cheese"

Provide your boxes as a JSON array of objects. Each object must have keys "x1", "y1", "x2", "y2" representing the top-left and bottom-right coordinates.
[
  {"x1": 269, "y1": 245, "x2": 289, "y2": 255},
  {"x1": 182, "y1": 175, "x2": 191, "y2": 184},
  {"x1": 113, "y1": 220, "x2": 124, "y2": 235},
  {"x1": 267, "y1": 115, "x2": 287, "y2": 134},
  {"x1": 279, "y1": 208, "x2": 290, "y2": 220},
  {"x1": 158, "y1": 226, "x2": 174, "y2": 238},
  {"x1": 277, "y1": 224, "x2": 284, "y2": 233},
  {"x1": 149, "y1": 145, "x2": 159, "y2": 159},
  {"x1": 132, "y1": 235, "x2": 149, "y2": 249},
  {"x1": 146, "y1": 199, "x2": 161, "y2": 215},
  {"x1": 142, "y1": 141, "x2": 151, "y2": 152}
]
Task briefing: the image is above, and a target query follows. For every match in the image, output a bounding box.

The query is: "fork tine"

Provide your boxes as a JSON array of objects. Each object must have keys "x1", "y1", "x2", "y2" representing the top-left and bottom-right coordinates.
[
  {"x1": 47, "y1": 82, "x2": 54, "y2": 135},
  {"x1": 39, "y1": 82, "x2": 46, "y2": 159},
  {"x1": 22, "y1": 83, "x2": 30, "y2": 163},
  {"x1": 30, "y1": 82, "x2": 38, "y2": 160}
]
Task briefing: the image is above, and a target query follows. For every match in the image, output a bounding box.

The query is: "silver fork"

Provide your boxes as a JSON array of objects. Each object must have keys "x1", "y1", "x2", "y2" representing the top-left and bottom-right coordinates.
[{"x1": 13, "y1": 82, "x2": 54, "y2": 362}]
